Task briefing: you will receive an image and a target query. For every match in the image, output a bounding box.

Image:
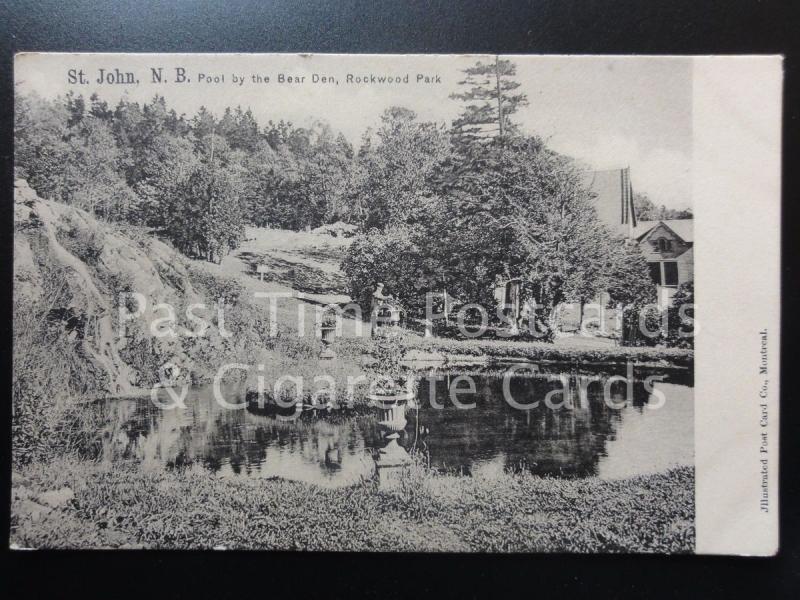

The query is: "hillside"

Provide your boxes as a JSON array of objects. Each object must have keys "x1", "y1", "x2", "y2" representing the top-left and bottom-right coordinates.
[
  {"x1": 13, "y1": 178, "x2": 374, "y2": 403},
  {"x1": 13, "y1": 179, "x2": 269, "y2": 398}
]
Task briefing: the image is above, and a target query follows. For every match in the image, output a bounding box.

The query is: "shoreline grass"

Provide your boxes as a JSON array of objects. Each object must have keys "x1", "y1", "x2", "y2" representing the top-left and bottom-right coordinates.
[
  {"x1": 332, "y1": 333, "x2": 693, "y2": 369},
  {"x1": 398, "y1": 336, "x2": 693, "y2": 368},
  {"x1": 12, "y1": 458, "x2": 694, "y2": 553}
]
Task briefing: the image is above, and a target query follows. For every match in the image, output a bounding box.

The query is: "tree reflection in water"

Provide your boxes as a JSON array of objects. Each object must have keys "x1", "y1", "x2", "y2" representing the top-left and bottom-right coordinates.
[{"x1": 95, "y1": 367, "x2": 693, "y2": 486}]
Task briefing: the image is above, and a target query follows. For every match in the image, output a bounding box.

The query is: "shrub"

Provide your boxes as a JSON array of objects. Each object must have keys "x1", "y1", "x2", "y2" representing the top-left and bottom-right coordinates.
[
  {"x1": 621, "y1": 301, "x2": 664, "y2": 347},
  {"x1": 118, "y1": 333, "x2": 166, "y2": 387},
  {"x1": 666, "y1": 282, "x2": 695, "y2": 348},
  {"x1": 245, "y1": 354, "x2": 370, "y2": 409},
  {"x1": 56, "y1": 221, "x2": 105, "y2": 266},
  {"x1": 187, "y1": 266, "x2": 245, "y2": 306}
]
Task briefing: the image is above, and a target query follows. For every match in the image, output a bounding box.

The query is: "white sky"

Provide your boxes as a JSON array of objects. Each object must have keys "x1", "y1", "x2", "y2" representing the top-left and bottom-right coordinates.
[{"x1": 16, "y1": 53, "x2": 692, "y2": 209}]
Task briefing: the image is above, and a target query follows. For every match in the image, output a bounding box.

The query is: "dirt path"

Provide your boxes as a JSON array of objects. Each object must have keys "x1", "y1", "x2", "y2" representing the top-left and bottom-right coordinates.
[{"x1": 202, "y1": 227, "x2": 370, "y2": 338}]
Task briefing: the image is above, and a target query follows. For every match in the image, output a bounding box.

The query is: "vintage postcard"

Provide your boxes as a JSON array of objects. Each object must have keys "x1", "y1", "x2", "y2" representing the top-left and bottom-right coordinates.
[{"x1": 10, "y1": 53, "x2": 780, "y2": 554}]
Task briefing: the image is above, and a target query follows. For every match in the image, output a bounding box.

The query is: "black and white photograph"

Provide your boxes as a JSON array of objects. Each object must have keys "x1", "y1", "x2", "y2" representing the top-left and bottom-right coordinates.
[{"x1": 8, "y1": 53, "x2": 777, "y2": 554}]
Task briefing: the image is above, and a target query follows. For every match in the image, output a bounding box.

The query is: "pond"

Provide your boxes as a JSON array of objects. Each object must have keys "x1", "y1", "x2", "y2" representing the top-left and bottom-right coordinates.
[{"x1": 95, "y1": 365, "x2": 693, "y2": 487}]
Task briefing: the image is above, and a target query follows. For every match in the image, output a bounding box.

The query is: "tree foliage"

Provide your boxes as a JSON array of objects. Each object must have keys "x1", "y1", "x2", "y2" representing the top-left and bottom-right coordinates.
[
  {"x1": 353, "y1": 107, "x2": 452, "y2": 230},
  {"x1": 15, "y1": 92, "x2": 366, "y2": 259},
  {"x1": 437, "y1": 140, "x2": 629, "y2": 310},
  {"x1": 634, "y1": 192, "x2": 693, "y2": 221},
  {"x1": 165, "y1": 167, "x2": 245, "y2": 263},
  {"x1": 343, "y1": 133, "x2": 657, "y2": 337},
  {"x1": 340, "y1": 227, "x2": 436, "y2": 318},
  {"x1": 450, "y1": 57, "x2": 529, "y2": 148}
]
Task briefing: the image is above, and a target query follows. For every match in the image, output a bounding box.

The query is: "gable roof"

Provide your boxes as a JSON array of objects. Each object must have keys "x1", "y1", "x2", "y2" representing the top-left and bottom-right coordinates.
[
  {"x1": 634, "y1": 219, "x2": 694, "y2": 243},
  {"x1": 581, "y1": 168, "x2": 637, "y2": 237}
]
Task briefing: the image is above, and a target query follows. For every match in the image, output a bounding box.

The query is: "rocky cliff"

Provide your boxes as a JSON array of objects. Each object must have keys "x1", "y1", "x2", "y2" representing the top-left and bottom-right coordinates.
[{"x1": 13, "y1": 179, "x2": 223, "y2": 397}]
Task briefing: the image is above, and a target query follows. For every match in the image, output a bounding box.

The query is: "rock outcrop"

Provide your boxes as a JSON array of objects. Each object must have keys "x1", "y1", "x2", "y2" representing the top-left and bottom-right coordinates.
[{"x1": 14, "y1": 179, "x2": 204, "y2": 396}]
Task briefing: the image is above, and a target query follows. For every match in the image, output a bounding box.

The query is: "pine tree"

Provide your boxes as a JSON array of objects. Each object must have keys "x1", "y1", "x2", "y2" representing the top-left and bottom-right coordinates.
[{"x1": 450, "y1": 56, "x2": 529, "y2": 147}]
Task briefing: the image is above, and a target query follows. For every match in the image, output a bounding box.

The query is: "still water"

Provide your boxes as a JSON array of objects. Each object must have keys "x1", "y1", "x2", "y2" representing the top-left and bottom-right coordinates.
[{"x1": 97, "y1": 366, "x2": 693, "y2": 487}]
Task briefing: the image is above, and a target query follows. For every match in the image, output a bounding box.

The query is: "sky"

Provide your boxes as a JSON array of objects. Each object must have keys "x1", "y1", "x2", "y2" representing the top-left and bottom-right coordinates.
[{"x1": 16, "y1": 53, "x2": 692, "y2": 209}]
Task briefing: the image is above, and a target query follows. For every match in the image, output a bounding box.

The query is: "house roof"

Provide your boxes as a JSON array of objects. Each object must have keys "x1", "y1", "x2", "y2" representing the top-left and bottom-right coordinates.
[
  {"x1": 581, "y1": 168, "x2": 637, "y2": 237},
  {"x1": 634, "y1": 219, "x2": 694, "y2": 243}
]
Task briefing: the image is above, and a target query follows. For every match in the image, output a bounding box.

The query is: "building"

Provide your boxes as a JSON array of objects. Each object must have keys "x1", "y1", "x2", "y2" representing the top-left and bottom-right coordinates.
[
  {"x1": 581, "y1": 167, "x2": 638, "y2": 239},
  {"x1": 585, "y1": 167, "x2": 693, "y2": 305},
  {"x1": 632, "y1": 219, "x2": 693, "y2": 304}
]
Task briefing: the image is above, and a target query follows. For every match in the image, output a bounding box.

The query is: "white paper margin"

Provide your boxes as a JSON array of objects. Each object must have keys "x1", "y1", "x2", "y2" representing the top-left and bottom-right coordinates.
[{"x1": 693, "y1": 56, "x2": 782, "y2": 555}]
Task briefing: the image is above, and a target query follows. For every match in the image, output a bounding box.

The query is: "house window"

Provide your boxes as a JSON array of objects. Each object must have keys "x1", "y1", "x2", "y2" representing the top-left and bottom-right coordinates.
[
  {"x1": 663, "y1": 261, "x2": 679, "y2": 287},
  {"x1": 648, "y1": 262, "x2": 662, "y2": 285},
  {"x1": 656, "y1": 238, "x2": 672, "y2": 252},
  {"x1": 648, "y1": 261, "x2": 680, "y2": 287}
]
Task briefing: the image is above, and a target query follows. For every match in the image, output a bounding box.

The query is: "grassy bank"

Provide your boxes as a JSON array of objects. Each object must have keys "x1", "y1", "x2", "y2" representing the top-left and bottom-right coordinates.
[
  {"x1": 12, "y1": 458, "x2": 694, "y2": 553},
  {"x1": 400, "y1": 336, "x2": 693, "y2": 368}
]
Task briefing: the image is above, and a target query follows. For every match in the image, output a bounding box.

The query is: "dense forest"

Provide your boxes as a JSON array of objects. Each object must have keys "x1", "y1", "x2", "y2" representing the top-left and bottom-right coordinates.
[
  {"x1": 14, "y1": 89, "x2": 366, "y2": 261},
  {"x1": 15, "y1": 58, "x2": 664, "y2": 337}
]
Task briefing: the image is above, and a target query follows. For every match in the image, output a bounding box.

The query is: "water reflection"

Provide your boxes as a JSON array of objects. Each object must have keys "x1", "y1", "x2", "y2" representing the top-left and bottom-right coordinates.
[
  {"x1": 98, "y1": 385, "x2": 381, "y2": 488},
  {"x1": 96, "y1": 367, "x2": 693, "y2": 487},
  {"x1": 408, "y1": 368, "x2": 693, "y2": 478}
]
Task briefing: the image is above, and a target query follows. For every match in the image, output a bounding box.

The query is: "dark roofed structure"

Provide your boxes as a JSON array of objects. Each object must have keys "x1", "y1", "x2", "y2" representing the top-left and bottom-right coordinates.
[{"x1": 581, "y1": 167, "x2": 637, "y2": 238}]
